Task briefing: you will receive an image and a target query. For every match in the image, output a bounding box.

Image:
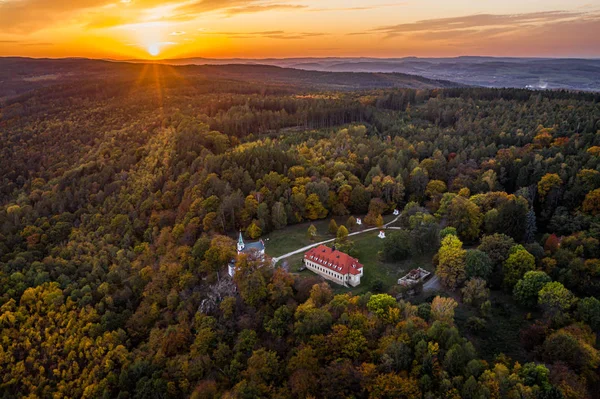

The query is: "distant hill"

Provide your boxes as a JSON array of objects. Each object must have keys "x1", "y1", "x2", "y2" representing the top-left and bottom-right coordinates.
[
  {"x1": 134, "y1": 56, "x2": 600, "y2": 92},
  {"x1": 0, "y1": 57, "x2": 461, "y2": 100}
]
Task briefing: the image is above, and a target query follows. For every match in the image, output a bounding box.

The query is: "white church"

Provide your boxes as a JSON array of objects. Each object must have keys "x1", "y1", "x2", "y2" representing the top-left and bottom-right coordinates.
[{"x1": 228, "y1": 231, "x2": 266, "y2": 277}]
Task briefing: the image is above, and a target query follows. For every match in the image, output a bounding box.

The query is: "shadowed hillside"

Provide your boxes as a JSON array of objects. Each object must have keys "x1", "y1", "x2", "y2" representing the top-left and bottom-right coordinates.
[{"x1": 0, "y1": 57, "x2": 462, "y2": 100}]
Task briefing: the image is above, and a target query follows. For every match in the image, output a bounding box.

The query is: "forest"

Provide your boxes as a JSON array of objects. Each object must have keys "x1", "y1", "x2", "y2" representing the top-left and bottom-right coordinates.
[{"x1": 0, "y1": 62, "x2": 599, "y2": 398}]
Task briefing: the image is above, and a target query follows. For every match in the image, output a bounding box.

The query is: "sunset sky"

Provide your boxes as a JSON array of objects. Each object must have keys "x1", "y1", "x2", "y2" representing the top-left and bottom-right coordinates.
[{"x1": 0, "y1": 0, "x2": 599, "y2": 59}]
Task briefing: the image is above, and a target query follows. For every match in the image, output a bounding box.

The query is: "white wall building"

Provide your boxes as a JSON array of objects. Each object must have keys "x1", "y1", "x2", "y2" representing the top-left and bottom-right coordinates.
[
  {"x1": 229, "y1": 231, "x2": 266, "y2": 277},
  {"x1": 303, "y1": 245, "x2": 363, "y2": 287}
]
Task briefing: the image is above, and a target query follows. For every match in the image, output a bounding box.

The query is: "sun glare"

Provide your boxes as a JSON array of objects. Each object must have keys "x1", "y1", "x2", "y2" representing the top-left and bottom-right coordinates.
[{"x1": 147, "y1": 43, "x2": 160, "y2": 57}]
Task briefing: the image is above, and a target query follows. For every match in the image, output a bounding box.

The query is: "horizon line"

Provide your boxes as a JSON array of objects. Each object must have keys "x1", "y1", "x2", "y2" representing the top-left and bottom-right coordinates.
[{"x1": 3, "y1": 55, "x2": 600, "y2": 62}]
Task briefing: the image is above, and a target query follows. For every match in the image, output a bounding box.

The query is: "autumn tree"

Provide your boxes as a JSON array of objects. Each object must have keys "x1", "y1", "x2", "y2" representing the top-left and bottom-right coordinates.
[
  {"x1": 478, "y1": 234, "x2": 516, "y2": 268},
  {"x1": 305, "y1": 193, "x2": 328, "y2": 220},
  {"x1": 367, "y1": 294, "x2": 399, "y2": 324},
  {"x1": 431, "y1": 296, "x2": 458, "y2": 325},
  {"x1": 447, "y1": 196, "x2": 482, "y2": 242},
  {"x1": 246, "y1": 221, "x2": 262, "y2": 239},
  {"x1": 310, "y1": 282, "x2": 333, "y2": 307},
  {"x1": 544, "y1": 234, "x2": 560, "y2": 253},
  {"x1": 436, "y1": 235, "x2": 467, "y2": 290},
  {"x1": 426, "y1": 179, "x2": 447, "y2": 199},
  {"x1": 538, "y1": 173, "x2": 563, "y2": 200},
  {"x1": 503, "y1": 248, "x2": 536, "y2": 288},
  {"x1": 336, "y1": 225, "x2": 349, "y2": 243},
  {"x1": 582, "y1": 188, "x2": 600, "y2": 216},
  {"x1": 233, "y1": 254, "x2": 269, "y2": 308},
  {"x1": 538, "y1": 282, "x2": 576, "y2": 317},
  {"x1": 461, "y1": 278, "x2": 489, "y2": 306},
  {"x1": 201, "y1": 235, "x2": 236, "y2": 274},
  {"x1": 328, "y1": 219, "x2": 339, "y2": 234}
]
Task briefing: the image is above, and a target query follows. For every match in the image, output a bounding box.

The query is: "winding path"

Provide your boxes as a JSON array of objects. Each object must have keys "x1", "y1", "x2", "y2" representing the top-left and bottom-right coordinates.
[{"x1": 271, "y1": 216, "x2": 401, "y2": 265}]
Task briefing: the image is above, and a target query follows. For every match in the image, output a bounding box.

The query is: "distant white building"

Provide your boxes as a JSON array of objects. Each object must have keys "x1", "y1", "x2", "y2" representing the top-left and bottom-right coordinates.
[
  {"x1": 303, "y1": 245, "x2": 363, "y2": 287},
  {"x1": 356, "y1": 218, "x2": 362, "y2": 226},
  {"x1": 378, "y1": 230, "x2": 386, "y2": 239},
  {"x1": 228, "y1": 231, "x2": 266, "y2": 277}
]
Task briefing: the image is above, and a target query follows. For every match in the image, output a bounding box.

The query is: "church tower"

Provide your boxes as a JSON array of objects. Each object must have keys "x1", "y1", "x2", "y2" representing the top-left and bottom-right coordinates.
[{"x1": 237, "y1": 231, "x2": 245, "y2": 253}]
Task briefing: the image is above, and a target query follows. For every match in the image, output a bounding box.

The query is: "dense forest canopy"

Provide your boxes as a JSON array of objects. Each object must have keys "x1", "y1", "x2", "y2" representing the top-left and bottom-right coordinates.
[{"x1": 0, "y1": 62, "x2": 599, "y2": 398}]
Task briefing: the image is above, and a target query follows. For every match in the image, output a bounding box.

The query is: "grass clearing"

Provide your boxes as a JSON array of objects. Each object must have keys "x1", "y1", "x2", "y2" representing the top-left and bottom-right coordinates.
[{"x1": 261, "y1": 214, "x2": 396, "y2": 257}]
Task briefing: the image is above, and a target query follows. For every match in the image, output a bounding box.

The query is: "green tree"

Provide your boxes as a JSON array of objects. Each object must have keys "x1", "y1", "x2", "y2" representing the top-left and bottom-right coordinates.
[
  {"x1": 440, "y1": 226, "x2": 457, "y2": 239},
  {"x1": 576, "y1": 297, "x2": 600, "y2": 331},
  {"x1": 382, "y1": 230, "x2": 412, "y2": 262},
  {"x1": 465, "y1": 250, "x2": 493, "y2": 281},
  {"x1": 307, "y1": 224, "x2": 317, "y2": 241},
  {"x1": 513, "y1": 271, "x2": 552, "y2": 307},
  {"x1": 240, "y1": 348, "x2": 280, "y2": 395},
  {"x1": 294, "y1": 304, "x2": 333, "y2": 338},
  {"x1": 496, "y1": 196, "x2": 529, "y2": 241},
  {"x1": 336, "y1": 225, "x2": 349, "y2": 242},
  {"x1": 346, "y1": 216, "x2": 357, "y2": 231},
  {"x1": 367, "y1": 294, "x2": 399, "y2": 323},
  {"x1": 234, "y1": 255, "x2": 269, "y2": 308},
  {"x1": 503, "y1": 248, "x2": 536, "y2": 289},
  {"x1": 271, "y1": 201, "x2": 287, "y2": 230},
  {"x1": 478, "y1": 234, "x2": 516, "y2": 268},
  {"x1": 538, "y1": 282, "x2": 576, "y2": 316},
  {"x1": 328, "y1": 219, "x2": 339, "y2": 234}
]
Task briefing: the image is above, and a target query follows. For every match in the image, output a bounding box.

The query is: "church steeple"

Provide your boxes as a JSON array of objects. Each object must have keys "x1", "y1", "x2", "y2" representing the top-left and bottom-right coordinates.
[{"x1": 237, "y1": 230, "x2": 245, "y2": 252}]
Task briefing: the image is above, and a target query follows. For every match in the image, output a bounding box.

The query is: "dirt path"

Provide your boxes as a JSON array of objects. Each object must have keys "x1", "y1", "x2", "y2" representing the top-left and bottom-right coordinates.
[
  {"x1": 271, "y1": 216, "x2": 400, "y2": 264},
  {"x1": 423, "y1": 275, "x2": 442, "y2": 292}
]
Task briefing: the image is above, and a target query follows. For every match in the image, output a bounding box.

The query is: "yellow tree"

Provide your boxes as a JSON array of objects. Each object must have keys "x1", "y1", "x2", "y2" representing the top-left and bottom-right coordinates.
[
  {"x1": 246, "y1": 221, "x2": 262, "y2": 239},
  {"x1": 537, "y1": 173, "x2": 563, "y2": 200},
  {"x1": 447, "y1": 196, "x2": 482, "y2": 241},
  {"x1": 582, "y1": 188, "x2": 600, "y2": 215},
  {"x1": 436, "y1": 235, "x2": 467, "y2": 290},
  {"x1": 305, "y1": 193, "x2": 328, "y2": 220},
  {"x1": 431, "y1": 296, "x2": 458, "y2": 325}
]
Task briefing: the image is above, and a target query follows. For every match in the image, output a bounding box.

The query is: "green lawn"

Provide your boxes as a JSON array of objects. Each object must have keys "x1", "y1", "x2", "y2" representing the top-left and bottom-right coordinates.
[{"x1": 261, "y1": 213, "x2": 396, "y2": 258}]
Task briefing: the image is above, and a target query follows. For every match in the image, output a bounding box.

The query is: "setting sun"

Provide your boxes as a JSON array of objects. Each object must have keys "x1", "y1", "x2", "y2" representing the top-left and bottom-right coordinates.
[{"x1": 147, "y1": 43, "x2": 160, "y2": 57}]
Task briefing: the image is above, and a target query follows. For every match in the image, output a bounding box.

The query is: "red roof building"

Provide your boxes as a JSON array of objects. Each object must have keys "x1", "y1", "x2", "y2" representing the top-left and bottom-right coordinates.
[{"x1": 303, "y1": 245, "x2": 363, "y2": 287}]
